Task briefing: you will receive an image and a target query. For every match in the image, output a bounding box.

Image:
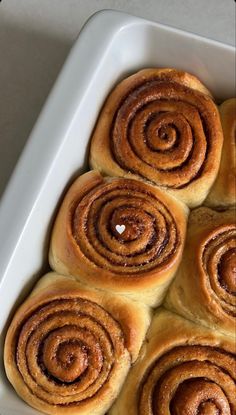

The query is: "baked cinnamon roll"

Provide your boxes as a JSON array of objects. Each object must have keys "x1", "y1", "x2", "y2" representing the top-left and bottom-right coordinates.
[
  {"x1": 206, "y1": 98, "x2": 236, "y2": 208},
  {"x1": 90, "y1": 68, "x2": 223, "y2": 207},
  {"x1": 4, "y1": 273, "x2": 151, "y2": 415},
  {"x1": 49, "y1": 171, "x2": 188, "y2": 306},
  {"x1": 109, "y1": 309, "x2": 236, "y2": 415},
  {"x1": 165, "y1": 207, "x2": 236, "y2": 336}
]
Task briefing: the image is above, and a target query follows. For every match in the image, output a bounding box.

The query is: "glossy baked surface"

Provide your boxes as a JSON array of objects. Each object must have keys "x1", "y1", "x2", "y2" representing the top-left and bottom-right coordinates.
[{"x1": 0, "y1": 12, "x2": 235, "y2": 415}]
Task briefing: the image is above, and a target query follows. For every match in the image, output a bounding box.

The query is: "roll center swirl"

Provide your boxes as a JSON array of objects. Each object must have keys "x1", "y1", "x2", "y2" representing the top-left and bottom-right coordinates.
[
  {"x1": 157, "y1": 125, "x2": 177, "y2": 148},
  {"x1": 72, "y1": 179, "x2": 180, "y2": 273},
  {"x1": 57, "y1": 342, "x2": 88, "y2": 372},
  {"x1": 145, "y1": 113, "x2": 179, "y2": 151},
  {"x1": 109, "y1": 78, "x2": 219, "y2": 189},
  {"x1": 218, "y1": 249, "x2": 236, "y2": 294},
  {"x1": 202, "y1": 226, "x2": 236, "y2": 313},
  {"x1": 198, "y1": 402, "x2": 220, "y2": 415},
  {"x1": 111, "y1": 207, "x2": 153, "y2": 242},
  {"x1": 42, "y1": 328, "x2": 89, "y2": 383},
  {"x1": 171, "y1": 379, "x2": 224, "y2": 415},
  {"x1": 139, "y1": 346, "x2": 235, "y2": 415},
  {"x1": 14, "y1": 297, "x2": 128, "y2": 407}
]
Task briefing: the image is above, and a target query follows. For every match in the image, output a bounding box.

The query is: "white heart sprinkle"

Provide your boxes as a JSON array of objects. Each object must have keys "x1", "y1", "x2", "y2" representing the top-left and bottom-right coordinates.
[{"x1": 116, "y1": 224, "x2": 126, "y2": 234}]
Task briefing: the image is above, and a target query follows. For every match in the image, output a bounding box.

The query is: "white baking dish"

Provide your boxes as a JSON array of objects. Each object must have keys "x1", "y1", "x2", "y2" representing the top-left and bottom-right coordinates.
[{"x1": 0, "y1": 10, "x2": 234, "y2": 415}]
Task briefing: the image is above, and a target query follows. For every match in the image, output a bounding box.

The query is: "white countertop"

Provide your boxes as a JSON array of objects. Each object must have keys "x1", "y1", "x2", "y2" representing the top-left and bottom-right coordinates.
[{"x1": 0, "y1": 0, "x2": 235, "y2": 198}]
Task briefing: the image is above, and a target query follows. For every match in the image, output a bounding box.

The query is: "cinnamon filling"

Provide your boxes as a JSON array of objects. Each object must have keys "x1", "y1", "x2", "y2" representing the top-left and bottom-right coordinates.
[
  {"x1": 15, "y1": 298, "x2": 127, "y2": 406},
  {"x1": 218, "y1": 249, "x2": 236, "y2": 294},
  {"x1": 71, "y1": 178, "x2": 180, "y2": 274},
  {"x1": 109, "y1": 79, "x2": 216, "y2": 189},
  {"x1": 202, "y1": 225, "x2": 236, "y2": 316},
  {"x1": 138, "y1": 346, "x2": 235, "y2": 415}
]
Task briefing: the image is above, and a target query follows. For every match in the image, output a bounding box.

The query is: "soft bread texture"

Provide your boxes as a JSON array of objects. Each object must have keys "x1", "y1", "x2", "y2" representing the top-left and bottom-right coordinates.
[
  {"x1": 90, "y1": 68, "x2": 223, "y2": 207},
  {"x1": 206, "y1": 98, "x2": 236, "y2": 208},
  {"x1": 4, "y1": 272, "x2": 151, "y2": 415},
  {"x1": 4, "y1": 70, "x2": 234, "y2": 415},
  {"x1": 109, "y1": 308, "x2": 236, "y2": 415},
  {"x1": 49, "y1": 170, "x2": 188, "y2": 307},
  {"x1": 165, "y1": 207, "x2": 236, "y2": 336}
]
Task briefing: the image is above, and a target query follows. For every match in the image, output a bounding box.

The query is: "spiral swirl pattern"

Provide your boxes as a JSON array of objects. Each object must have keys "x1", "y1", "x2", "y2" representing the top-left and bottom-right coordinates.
[
  {"x1": 139, "y1": 345, "x2": 236, "y2": 414},
  {"x1": 15, "y1": 296, "x2": 128, "y2": 407},
  {"x1": 71, "y1": 178, "x2": 180, "y2": 275},
  {"x1": 206, "y1": 98, "x2": 236, "y2": 207},
  {"x1": 201, "y1": 224, "x2": 236, "y2": 317},
  {"x1": 109, "y1": 76, "x2": 220, "y2": 190}
]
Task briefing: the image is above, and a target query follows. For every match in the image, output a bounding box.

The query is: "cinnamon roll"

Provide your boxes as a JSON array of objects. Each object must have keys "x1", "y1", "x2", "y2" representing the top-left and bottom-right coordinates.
[
  {"x1": 165, "y1": 207, "x2": 236, "y2": 336},
  {"x1": 206, "y1": 98, "x2": 236, "y2": 208},
  {"x1": 49, "y1": 171, "x2": 188, "y2": 307},
  {"x1": 90, "y1": 68, "x2": 223, "y2": 207},
  {"x1": 4, "y1": 272, "x2": 151, "y2": 415},
  {"x1": 109, "y1": 308, "x2": 236, "y2": 415}
]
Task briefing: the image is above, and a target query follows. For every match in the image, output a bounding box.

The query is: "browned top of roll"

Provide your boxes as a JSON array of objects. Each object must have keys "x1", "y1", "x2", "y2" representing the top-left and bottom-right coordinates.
[
  {"x1": 4, "y1": 274, "x2": 152, "y2": 414},
  {"x1": 164, "y1": 207, "x2": 236, "y2": 336},
  {"x1": 90, "y1": 68, "x2": 223, "y2": 207},
  {"x1": 7, "y1": 295, "x2": 127, "y2": 406},
  {"x1": 201, "y1": 224, "x2": 236, "y2": 314},
  {"x1": 71, "y1": 177, "x2": 180, "y2": 273},
  {"x1": 139, "y1": 345, "x2": 236, "y2": 415},
  {"x1": 191, "y1": 208, "x2": 236, "y2": 321},
  {"x1": 49, "y1": 171, "x2": 188, "y2": 296},
  {"x1": 206, "y1": 98, "x2": 236, "y2": 208},
  {"x1": 109, "y1": 309, "x2": 236, "y2": 415}
]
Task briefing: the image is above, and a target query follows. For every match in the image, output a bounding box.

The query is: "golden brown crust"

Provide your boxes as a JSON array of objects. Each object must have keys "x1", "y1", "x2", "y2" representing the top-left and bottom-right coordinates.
[
  {"x1": 206, "y1": 98, "x2": 236, "y2": 208},
  {"x1": 49, "y1": 170, "x2": 188, "y2": 307},
  {"x1": 90, "y1": 68, "x2": 223, "y2": 207},
  {"x1": 165, "y1": 207, "x2": 236, "y2": 336},
  {"x1": 109, "y1": 308, "x2": 236, "y2": 415},
  {"x1": 4, "y1": 272, "x2": 151, "y2": 415}
]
